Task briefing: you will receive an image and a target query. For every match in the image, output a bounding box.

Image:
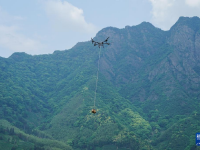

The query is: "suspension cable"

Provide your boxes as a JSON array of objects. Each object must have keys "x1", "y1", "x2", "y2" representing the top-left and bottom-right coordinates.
[{"x1": 94, "y1": 47, "x2": 101, "y2": 109}]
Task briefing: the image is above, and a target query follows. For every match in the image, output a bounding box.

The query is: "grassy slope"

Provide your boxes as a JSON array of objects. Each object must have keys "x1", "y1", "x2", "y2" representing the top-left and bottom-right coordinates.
[{"x1": 0, "y1": 119, "x2": 72, "y2": 150}]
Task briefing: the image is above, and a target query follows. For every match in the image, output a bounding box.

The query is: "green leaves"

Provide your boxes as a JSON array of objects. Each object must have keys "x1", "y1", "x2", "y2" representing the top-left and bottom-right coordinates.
[{"x1": 1, "y1": 17, "x2": 200, "y2": 149}]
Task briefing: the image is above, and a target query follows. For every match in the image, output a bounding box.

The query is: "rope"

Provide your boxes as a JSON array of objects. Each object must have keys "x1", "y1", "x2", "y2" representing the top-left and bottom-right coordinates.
[{"x1": 94, "y1": 46, "x2": 101, "y2": 109}]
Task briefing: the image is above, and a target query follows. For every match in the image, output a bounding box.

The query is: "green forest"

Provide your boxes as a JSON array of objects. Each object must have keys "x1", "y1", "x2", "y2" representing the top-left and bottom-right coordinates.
[{"x1": 1, "y1": 16, "x2": 200, "y2": 150}]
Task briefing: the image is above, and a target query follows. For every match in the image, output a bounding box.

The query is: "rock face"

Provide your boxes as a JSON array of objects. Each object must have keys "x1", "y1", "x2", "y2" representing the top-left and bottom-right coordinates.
[{"x1": 94, "y1": 16, "x2": 200, "y2": 115}]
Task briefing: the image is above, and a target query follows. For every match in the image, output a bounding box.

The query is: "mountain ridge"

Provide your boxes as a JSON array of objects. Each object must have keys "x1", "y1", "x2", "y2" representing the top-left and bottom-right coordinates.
[{"x1": 0, "y1": 16, "x2": 200, "y2": 150}]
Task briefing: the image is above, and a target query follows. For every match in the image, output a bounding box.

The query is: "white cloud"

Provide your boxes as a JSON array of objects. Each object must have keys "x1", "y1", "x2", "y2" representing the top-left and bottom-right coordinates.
[
  {"x1": 0, "y1": 25, "x2": 46, "y2": 55},
  {"x1": 149, "y1": 0, "x2": 200, "y2": 30},
  {"x1": 0, "y1": 7, "x2": 24, "y2": 24},
  {"x1": 44, "y1": 0, "x2": 97, "y2": 33},
  {"x1": 0, "y1": 8, "x2": 46, "y2": 57},
  {"x1": 185, "y1": 0, "x2": 200, "y2": 7}
]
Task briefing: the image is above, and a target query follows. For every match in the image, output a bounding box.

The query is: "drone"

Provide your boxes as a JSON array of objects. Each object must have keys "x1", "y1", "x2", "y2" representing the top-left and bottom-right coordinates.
[{"x1": 91, "y1": 37, "x2": 110, "y2": 48}]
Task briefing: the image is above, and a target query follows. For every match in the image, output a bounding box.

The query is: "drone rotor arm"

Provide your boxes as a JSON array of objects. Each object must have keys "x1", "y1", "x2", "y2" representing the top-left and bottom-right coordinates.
[{"x1": 104, "y1": 37, "x2": 109, "y2": 42}]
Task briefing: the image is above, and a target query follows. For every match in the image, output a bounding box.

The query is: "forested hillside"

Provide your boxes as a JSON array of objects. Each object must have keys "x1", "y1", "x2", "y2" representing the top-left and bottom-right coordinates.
[{"x1": 1, "y1": 16, "x2": 200, "y2": 150}]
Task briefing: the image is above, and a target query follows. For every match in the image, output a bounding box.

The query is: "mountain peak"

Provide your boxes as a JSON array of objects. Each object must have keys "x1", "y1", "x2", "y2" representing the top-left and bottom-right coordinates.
[
  {"x1": 177, "y1": 16, "x2": 200, "y2": 23},
  {"x1": 95, "y1": 26, "x2": 120, "y2": 39},
  {"x1": 170, "y1": 16, "x2": 200, "y2": 32},
  {"x1": 9, "y1": 52, "x2": 31, "y2": 61},
  {"x1": 139, "y1": 21, "x2": 154, "y2": 27}
]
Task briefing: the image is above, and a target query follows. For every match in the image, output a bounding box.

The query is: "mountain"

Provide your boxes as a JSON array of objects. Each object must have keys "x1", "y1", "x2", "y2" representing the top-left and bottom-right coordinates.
[{"x1": 1, "y1": 16, "x2": 200, "y2": 150}]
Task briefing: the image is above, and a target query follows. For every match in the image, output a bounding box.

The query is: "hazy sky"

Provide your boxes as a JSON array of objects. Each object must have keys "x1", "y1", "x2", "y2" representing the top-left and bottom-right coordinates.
[{"x1": 0, "y1": 0, "x2": 200, "y2": 58}]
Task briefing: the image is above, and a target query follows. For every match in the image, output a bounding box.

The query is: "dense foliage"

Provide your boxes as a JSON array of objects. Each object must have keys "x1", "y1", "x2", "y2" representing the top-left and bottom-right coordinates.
[{"x1": 0, "y1": 16, "x2": 200, "y2": 150}]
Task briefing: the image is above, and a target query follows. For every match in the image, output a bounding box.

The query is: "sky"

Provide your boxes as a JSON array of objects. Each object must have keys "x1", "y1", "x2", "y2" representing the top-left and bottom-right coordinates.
[{"x1": 0, "y1": 0, "x2": 200, "y2": 58}]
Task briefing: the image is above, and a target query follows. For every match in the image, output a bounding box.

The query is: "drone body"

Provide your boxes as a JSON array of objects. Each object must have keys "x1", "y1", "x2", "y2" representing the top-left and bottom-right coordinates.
[{"x1": 91, "y1": 37, "x2": 110, "y2": 48}]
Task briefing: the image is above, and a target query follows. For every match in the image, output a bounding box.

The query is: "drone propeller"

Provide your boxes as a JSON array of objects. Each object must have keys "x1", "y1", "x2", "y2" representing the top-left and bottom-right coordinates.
[
  {"x1": 91, "y1": 37, "x2": 110, "y2": 48},
  {"x1": 104, "y1": 37, "x2": 109, "y2": 42},
  {"x1": 91, "y1": 38, "x2": 95, "y2": 43}
]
